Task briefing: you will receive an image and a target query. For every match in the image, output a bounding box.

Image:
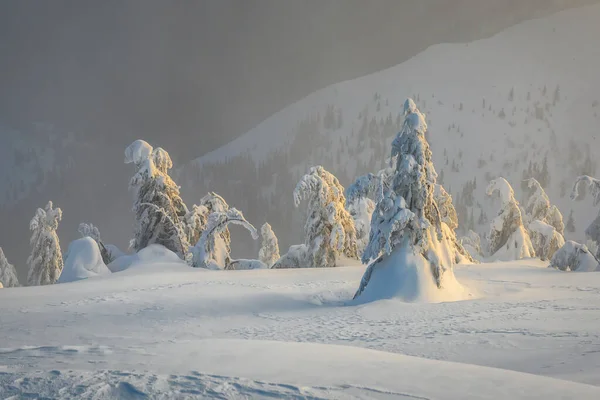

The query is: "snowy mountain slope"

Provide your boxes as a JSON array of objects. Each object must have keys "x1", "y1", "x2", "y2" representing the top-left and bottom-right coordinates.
[
  {"x1": 2, "y1": 259, "x2": 600, "y2": 397},
  {"x1": 178, "y1": 4, "x2": 600, "y2": 255}
]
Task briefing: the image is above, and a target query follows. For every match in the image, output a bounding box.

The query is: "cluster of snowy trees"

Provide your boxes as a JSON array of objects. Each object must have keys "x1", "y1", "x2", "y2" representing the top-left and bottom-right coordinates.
[{"x1": 3, "y1": 97, "x2": 599, "y2": 295}]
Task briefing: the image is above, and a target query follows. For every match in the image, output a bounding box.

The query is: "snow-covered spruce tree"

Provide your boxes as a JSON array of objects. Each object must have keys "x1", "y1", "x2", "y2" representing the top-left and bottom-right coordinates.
[
  {"x1": 524, "y1": 178, "x2": 564, "y2": 235},
  {"x1": 528, "y1": 220, "x2": 565, "y2": 261},
  {"x1": 571, "y1": 175, "x2": 600, "y2": 259},
  {"x1": 125, "y1": 140, "x2": 189, "y2": 259},
  {"x1": 345, "y1": 173, "x2": 379, "y2": 256},
  {"x1": 291, "y1": 166, "x2": 358, "y2": 268},
  {"x1": 550, "y1": 241, "x2": 599, "y2": 272},
  {"x1": 460, "y1": 230, "x2": 483, "y2": 260},
  {"x1": 486, "y1": 178, "x2": 535, "y2": 260},
  {"x1": 258, "y1": 223, "x2": 280, "y2": 267},
  {"x1": 78, "y1": 222, "x2": 112, "y2": 264},
  {"x1": 355, "y1": 98, "x2": 462, "y2": 300},
  {"x1": 191, "y1": 208, "x2": 258, "y2": 269},
  {"x1": 433, "y1": 184, "x2": 474, "y2": 263},
  {"x1": 0, "y1": 247, "x2": 19, "y2": 287},
  {"x1": 27, "y1": 201, "x2": 63, "y2": 286}
]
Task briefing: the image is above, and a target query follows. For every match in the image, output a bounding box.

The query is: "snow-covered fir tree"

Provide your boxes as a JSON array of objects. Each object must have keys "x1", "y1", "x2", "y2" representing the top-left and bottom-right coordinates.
[
  {"x1": 125, "y1": 140, "x2": 189, "y2": 259},
  {"x1": 345, "y1": 173, "x2": 379, "y2": 256},
  {"x1": 524, "y1": 178, "x2": 564, "y2": 235},
  {"x1": 27, "y1": 201, "x2": 63, "y2": 286},
  {"x1": 566, "y1": 210, "x2": 576, "y2": 233},
  {"x1": 528, "y1": 220, "x2": 565, "y2": 261},
  {"x1": 292, "y1": 166, "x2": 358, "y2": 268},
  {"x1": 258, "y1": 223, "x2": 280, "y2": 267},
  {"x1": 355, "y1": 98, "x2": 462, "y2": 300},
  {"x1": 78, "y1": 222, "x2": 112, "y2": 264},
  {"x1": 191, "y1": 208, "x2": 258, "y2": 269},
  {"x1": 0, "y1": 247, "x2": 19, "y2": 287},
  {"x1": 433, "y1": 184, "x2": 474, "y2": 263},
  {"x1": 486, "y1": 178, "x2": 535, "y2": 260},
  {"x1": 571, "y1": 175, "x2": 600, "y2": 259},
  {"x1": 460, "y1": 230, "x2": 483, "y2": 261}
]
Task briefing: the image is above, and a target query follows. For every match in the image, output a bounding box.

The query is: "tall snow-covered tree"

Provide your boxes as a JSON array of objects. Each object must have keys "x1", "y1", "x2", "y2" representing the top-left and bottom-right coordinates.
[
  {"x1": 78, "y1": 222, "x2": 112, "y2": 264},
  {"x1": 571, "y1": 175, "x2": 600, "y2": 259},
  {"x1": 125, "y1": 140, "x2": 189, "y2": 259},
  {"x1": 0, "y1": 247, "x2": 19, "y2": 287},
  {"x1": 27, "y1": 201, "x2": 63, "y2": 286},
  {"x1": 191, "y1": 208, "x2": 258, "y2": 269},
  {"x1": 258, "y1": 223, "x2": 280, "y2": 267},
  {"x1": 355, "y1": 98, "x2": 461, "y2": 300},
  {"x1": 293, "y1": 166, "x2": 358, "y2": 268},
  {"x1": 486, "y1": 178, "x2": 535, "y2": 260}
]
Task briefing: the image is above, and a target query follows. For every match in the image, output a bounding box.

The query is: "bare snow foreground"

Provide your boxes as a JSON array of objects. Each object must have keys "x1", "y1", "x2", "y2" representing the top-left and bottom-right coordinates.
[
  {"x1": 1, "y1": 340, "x2": 599, "y2": 399},
  {"x1": 2, "y1": 260, "x2": 600, "y2": 398}
]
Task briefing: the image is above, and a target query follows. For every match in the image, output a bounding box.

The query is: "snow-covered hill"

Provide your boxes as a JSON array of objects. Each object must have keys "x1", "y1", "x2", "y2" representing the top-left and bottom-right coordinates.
[
  {"x1": 2, "y1": 260, "x2": 600, "y2": 398},
  {"x1": 178, "y1": 4, "x2": 600, "y2": 255}
]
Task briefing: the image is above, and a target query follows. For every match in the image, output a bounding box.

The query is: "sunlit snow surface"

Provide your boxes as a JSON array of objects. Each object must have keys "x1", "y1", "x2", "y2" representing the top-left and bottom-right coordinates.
[{"x1": 1, "y1": 259, "x2": 600, "y2": 399}]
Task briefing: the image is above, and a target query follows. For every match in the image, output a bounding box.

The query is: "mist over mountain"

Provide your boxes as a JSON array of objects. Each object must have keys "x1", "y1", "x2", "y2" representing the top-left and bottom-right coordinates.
[{"x1": 1, "y1": 0, "x2": 598, "y2": 278}]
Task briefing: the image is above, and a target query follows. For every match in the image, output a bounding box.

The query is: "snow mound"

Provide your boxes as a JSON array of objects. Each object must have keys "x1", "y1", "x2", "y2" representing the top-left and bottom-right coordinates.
[
  {"x1": 226, "y1": 259, "x2": 268, "y2": 270},
  {"x1": 550, "y1": 240, "x2": 599, "y2": 272},
  {"x1": 107, "y1": 244, "x2": 185, "y2": 272},
  {"x1": 58, "y1": 237, "x2": 111, "y2": 283},
  {"x1": 354, "y1": 243, "x2": 471, "y2": 304}
]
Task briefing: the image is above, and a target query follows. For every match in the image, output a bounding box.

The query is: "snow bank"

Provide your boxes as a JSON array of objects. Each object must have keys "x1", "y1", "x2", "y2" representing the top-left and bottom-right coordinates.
[
  {"x1": 550, "y1": 241, "x2": 599, "y2": 272},
  {"x1": 107, "y1": 244, "x2": 185, "y2": 272},
  {"x1": 58, "y1": 237, "x2": 111, "y2": 283},
  {"x1": 225, "y1": 259, "x2": 268, "y2": 270},
  {"x1": 354, "y1": 239, "x2": 471, "y2": 303}
]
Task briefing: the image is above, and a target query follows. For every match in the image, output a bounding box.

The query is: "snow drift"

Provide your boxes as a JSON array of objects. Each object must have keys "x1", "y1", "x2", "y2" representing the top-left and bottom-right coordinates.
[{"x1": 58, "y1": 237, "x2": 111, "y2": 283}]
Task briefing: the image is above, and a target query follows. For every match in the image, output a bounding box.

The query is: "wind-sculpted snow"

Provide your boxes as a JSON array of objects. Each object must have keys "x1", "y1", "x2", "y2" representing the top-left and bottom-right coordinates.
[
  {"x1": 550, "y1": 240, "x2": 599, "y2": 272},
  {"x1": 58, "y1": 237, "x2": 111, "y2": 283}
]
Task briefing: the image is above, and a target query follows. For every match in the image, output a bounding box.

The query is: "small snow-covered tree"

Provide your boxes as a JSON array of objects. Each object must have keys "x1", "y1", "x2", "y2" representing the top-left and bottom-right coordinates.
[
  {"x1": 345, "y1": 173, "x2": 379, "y2": 255},
  {"x1": 528, "y1": 220, "x2": 565, "y2": 261},
  {"x1": 524, "y1": 178, "x2": 564, "y2": 235},
  {"x1": 356, "y1": 98, "x2": 459, "y2": 300},
  {"x1": 258, "y1": 223, "x2": 280, "y2": 267},
  {"x1": 571, "y1": 175, "x2": 600, "y2": 258},
  {"x1": 566, "y1": 210, "x2": 576, "y2": 233},
  {"x1": 434, "y1": 184, "x2": 474, "y2": 263},
  {"x1": 293, "y1": 166, "x2": 358, "y2": 268},
  {"x1": 27, "y1": 201, "x2": 63, "y2": 286},
  {"x1": 460, "y1": 230, "x2": 483, "y2": 260},
  {"x1": 78, "y1": 222, "x2": 112, "y2": 264},
  {"x1": 126, "y1": 140, "x2": 189, "y2": 259},
  {"x1": 191, "y1": 208, "x2": 258, "y2": 269},
  {"x1": 550, "y1": 241, "x2": 599, "y2": 272},
  {"x1": 0, "y1": 247, "x2": 19, "y2": 287},
  {"x1": 486, "y1": 178, "x2": 535, "y2": 260}
]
